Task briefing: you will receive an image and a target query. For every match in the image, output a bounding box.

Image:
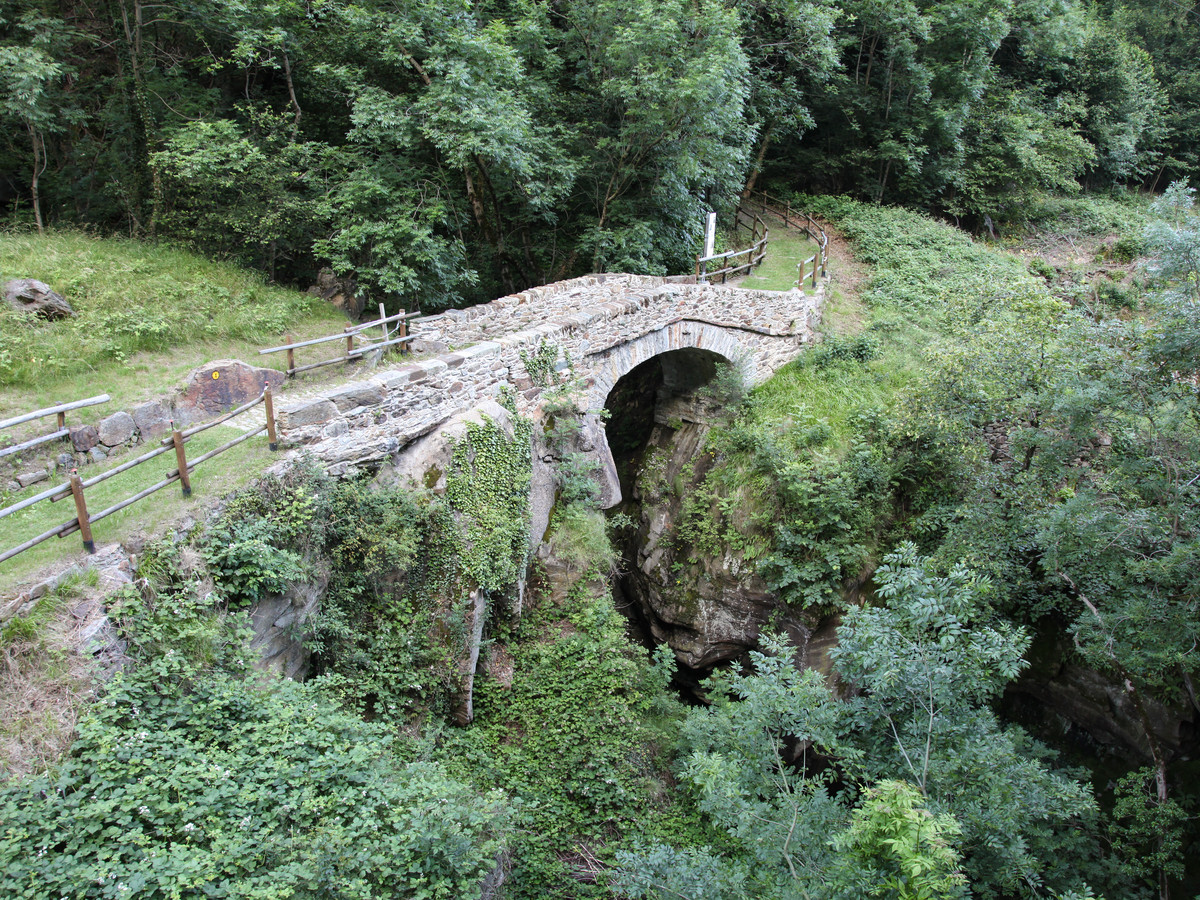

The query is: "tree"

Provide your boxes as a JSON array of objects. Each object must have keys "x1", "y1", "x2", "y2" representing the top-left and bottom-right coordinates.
[
  {"x1": 617, "y1": 547, "x2": 1099, "y2": 899},
  {"x1": 0, "y1": 13, "x2": 80, "y2": 231}
]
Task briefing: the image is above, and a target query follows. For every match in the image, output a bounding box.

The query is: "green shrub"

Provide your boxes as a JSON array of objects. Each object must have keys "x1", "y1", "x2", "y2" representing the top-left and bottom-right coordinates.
[{"x1": 0, "y1": 670, "x2": 507, "y2": 900}]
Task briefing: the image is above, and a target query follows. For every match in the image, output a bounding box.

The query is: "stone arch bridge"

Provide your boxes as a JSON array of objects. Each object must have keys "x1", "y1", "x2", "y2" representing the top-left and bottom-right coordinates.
[{"x1": 276, "y1": 273, "x2": 823, "y2": 486}]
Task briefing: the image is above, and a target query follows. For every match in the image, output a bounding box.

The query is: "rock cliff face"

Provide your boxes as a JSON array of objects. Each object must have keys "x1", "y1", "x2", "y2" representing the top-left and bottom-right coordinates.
[{"x1": 605, "y1": 357, "x2": 828, "y2": 679}]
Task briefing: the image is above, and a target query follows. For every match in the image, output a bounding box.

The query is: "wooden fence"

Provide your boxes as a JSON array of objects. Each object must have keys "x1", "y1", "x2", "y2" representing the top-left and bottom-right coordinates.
[
  {"x1": 695, "y1": 208, "x2": 770, "y2": 284},
  {"x1": 260, "y1": 304, "x2": 420, "y2": 377},
  {"x1": 741, "y1": 190, "x2": 829, "y2": 289},
  {"x1": 0, "y1": 394, "x2": 111, "y2": 461},
  {"x1": 0, "y1": 387, "x2": 279, "y2": 564}
]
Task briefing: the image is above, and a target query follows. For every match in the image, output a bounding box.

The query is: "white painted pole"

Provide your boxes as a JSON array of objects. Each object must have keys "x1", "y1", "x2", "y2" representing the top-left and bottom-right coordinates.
[{"x1": 704, "y1": 211, "x2": 717, "y2": 260}]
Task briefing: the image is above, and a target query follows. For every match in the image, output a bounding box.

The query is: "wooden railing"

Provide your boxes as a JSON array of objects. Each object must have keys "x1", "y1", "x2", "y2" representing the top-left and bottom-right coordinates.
[
  {"x1": 260, "y1": 304, "x2": 420, "y2": 377},
  {"x1": 741, "y1": 190, "x2": 829, "y2": 289},
  {"x1": 0, "y1": 394, "x2": 110, "y2": 461},
  {"x1": 695, "y1": 209, "x2": 770, "y2": 284},
  {"x1": 0, "y1": 387, "x2": 279, "y2": 564}
]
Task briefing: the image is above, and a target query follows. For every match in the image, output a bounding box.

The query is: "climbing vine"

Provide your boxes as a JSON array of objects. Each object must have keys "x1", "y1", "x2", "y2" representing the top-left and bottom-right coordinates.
[
  {"x1": 519, "y1": 340, "x2": 563, "y2": 389},
  {"x1": 445, "y1": 414, "x2": 534, "y2": 592}
]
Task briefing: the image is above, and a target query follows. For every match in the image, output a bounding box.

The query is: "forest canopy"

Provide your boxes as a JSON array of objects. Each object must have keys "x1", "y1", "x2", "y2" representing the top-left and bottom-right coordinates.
[{"x1": 1, "y1": 0, "x2": 1195, "y2": 308}]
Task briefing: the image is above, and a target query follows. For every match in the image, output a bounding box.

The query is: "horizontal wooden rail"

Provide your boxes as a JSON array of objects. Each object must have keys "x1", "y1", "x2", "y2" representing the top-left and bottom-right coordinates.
[
  {"x1": 162, "y1": 393, "x2": 265, "y2": 444},
  {"x1": 1, "y1": 386, "x2": 280, "y2": 567},
  {"x1": 166, "y1": 425, "x2": 266, "y2": 478},
  {"x1": 284, "y1": 333, "x2": 414, "y2": 376},
  {"x1": 47, "y1": 441, "x2": 176, "y2": 503},
  {"x1": 0, "y1": 517, "x2": 79, "y2": 564},
  {"x1": 0, "y1": 394, "x2": 110, "y2": 432},
  {"x1": 0, "y1": 428, "x2": 69, "y2": 460},
  {"x1": 259, "y1": 308, "x2": 417, "y2": 378},
  {"x1": 0, "y1": 479, "x2": 70, "y2": 521}
]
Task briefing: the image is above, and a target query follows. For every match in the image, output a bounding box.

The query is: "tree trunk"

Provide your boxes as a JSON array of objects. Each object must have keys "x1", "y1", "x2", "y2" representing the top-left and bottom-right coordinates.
[
  {"x1": 742, "y1": 123, "x2": 774, "y2": 198},
  {"x1": 29, "y1": 124, "x2": 45, "y2": 234}
]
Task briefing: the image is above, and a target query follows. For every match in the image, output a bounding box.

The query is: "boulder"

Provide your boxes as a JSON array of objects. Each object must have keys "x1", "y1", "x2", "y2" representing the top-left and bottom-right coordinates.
[
  {"x1": 130, "y1": 400, "x2": 170, "y2": 440},
  {"x1": 307, "y1": 268, "x2": 364, "y2": 319},
  {"x1": 69, "y1": 424, "x2": 99, "y2": 452},
  {"x1": 175, "y1": 359, "x2": 285, "y2": 424},
  {"x1": 98, "y1": 410, "x2": 136, "y2": 447},
  {"x1": 3, "y1": 279, "x2": 75, "y2": 320}
]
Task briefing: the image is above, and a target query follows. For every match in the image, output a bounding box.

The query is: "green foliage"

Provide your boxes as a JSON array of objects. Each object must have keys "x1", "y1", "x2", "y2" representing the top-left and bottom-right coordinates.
[
  {"x1": 1109, "y1": 768, "x2": 1189, "y2": 888},
  {"x1": 831, "y1": 780, "x2": 967, "y2": 900},
  {"x1": 446, "y1": 414, "x2": 533, "y2": 592},
  {"x1": 435, "y1": 588, "x2": 700, "y2": 897},
  {"x1": 519, "y1": 341, "x2": 562, "y2": 389},
  {"x1": 202, "y1": 518, "x2": 310, "y2": 607},
  {"x1": 0, "y1": 668, "x2": 507, "y2": 899},
  {"x1": 0, "y1": 231, "x2": 341, "y2": 389},
  {"x1": 619, "y1": 548, "x2": 1101, "y2": 900}
]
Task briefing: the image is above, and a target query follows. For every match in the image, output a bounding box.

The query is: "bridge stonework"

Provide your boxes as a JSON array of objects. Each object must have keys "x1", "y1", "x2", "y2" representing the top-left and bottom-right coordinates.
[{"x1": 277, "y1": 274, "x2": 823, "y2": 475}]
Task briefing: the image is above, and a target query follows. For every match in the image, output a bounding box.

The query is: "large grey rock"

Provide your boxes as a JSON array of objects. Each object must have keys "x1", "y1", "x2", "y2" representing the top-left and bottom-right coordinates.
[
  {"x1": 98, "y1": 410, "x2": 136, "y2": 447},
  {"x1": 279, "y1": 398, "x2": 339, "y2": 429},
  {"x1": 327, "y1": 381, "x2": 386, "y2": 412},
  {"x1": 130, "y1": 400, "x2": 170, "y2": 440},
  {"x1": 250, "y1": 575, "x2": 328, "y2": 680},
  {"x1": 376, "y1": 399, "x2": 516, "y2": 494},
  {"x1": 3, "y1": 279, "x2": 75, "y2": 320}
]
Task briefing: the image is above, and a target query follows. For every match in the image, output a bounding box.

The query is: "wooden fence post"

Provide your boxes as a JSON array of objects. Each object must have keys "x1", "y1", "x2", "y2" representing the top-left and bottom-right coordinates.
[
  {"x1": 379, "y1": 303, "x2": 388, "y2": 343},
  {"x1": 811, "y1": 260, "x2": 818, "y2": 287},
  {"x1": 399, "y1": 311, "x2": 408, "y2": 354},
  {"x1": 345, "y1": 331, "x2": 354, "y2": 360},
  {"x1": 68, "y1": 470, "x2": 95, "y2": 554},
  {"x1": 264, "y1": 384, "x2": 278, "y2": 452},
  {"x1": 171, "y1": 423, "x2": 192, "y2": 497},
  {"x1": 285, "y1": 334, "x2": 295, "y2": 377}
]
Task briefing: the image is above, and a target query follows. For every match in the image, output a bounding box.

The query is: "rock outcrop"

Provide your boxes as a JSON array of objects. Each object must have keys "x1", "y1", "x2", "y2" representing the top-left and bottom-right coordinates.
[
  {"x1": 307, "y1": 268, "x2": 363, "y2": 319},
  {"x1": 3, "y1": 279, "x2": 75, "y2": 320},
  {"x1": 174, "y1": 359, "x2": 286, "y2": 424}
]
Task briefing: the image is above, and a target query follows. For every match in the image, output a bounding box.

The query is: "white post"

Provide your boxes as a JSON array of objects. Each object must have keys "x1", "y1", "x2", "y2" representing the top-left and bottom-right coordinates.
[{"x1": 700, "y1": 211, "x2": 717, "y2": 284}]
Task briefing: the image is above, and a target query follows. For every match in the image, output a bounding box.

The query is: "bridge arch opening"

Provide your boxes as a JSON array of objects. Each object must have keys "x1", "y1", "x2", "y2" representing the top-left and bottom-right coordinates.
[{"x1": 602, "y1": 347, "x2": 730, "y2": 500}]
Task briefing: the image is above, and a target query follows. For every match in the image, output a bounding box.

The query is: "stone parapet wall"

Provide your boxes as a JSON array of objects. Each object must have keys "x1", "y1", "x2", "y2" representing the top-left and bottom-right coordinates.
[{"x1": 278, "y1": 274, "x2": 824, "y2": 474}]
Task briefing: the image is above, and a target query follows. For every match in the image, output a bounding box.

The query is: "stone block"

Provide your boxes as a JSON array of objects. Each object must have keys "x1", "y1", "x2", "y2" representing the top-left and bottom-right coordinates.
[
  {"x1": 70, "y1": 424, "x2": 99, "y2": 452},
  {"x1": 130, "y1": 400, "x2": 171, "y2": 439},
  {"x1": 98, "y1": 410, "x2": 136, "y2": 446},
  {"x1": 16, "y1": 470, "x2": 47, "y2": 488},
  {"x1": 89, "y1": 447, "x2": 108, "y2": 463},
  {"x1": 279, "y1": 399, "x2": 338, "y2": 429},
  {"x1": 327, "y1": 382, "x2": 385, "y2": 412}
]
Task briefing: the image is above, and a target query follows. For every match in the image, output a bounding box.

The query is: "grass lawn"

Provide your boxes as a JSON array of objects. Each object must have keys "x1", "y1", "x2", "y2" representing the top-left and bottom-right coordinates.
[
  {"x1": 734, "y1": 212, "x2": 821, "y2": 292},
  {"x1": 0, "y1": 230, "x2": 348, "y2": 417},
  {"x1": 0, "y1": 423, "x2": 279, "y2": 592}
]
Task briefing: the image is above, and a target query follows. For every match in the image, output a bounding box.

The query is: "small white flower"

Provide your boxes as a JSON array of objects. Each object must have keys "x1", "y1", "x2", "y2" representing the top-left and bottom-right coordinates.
[
  {"x1": 183, "y1": 822, "x2": 195, "y2": 833},
  {"x1": 138, "y1": 806, "x2": 149, "y2": 816}
]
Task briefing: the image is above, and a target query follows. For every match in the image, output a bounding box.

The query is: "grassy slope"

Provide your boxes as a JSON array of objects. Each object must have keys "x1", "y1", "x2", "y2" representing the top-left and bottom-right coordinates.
[
  {"x1": 0, "y1": 230, "x2": 346, "y2": 416},
  {"x1": 0, "y1": 230, "x2": 350, "y2": 591},
  {"x1": 735, "y1": 212, "x2": 820, "y2": 291},
  {"x1": 0, "y1": 426, "x2": 278, "y2": 591}
]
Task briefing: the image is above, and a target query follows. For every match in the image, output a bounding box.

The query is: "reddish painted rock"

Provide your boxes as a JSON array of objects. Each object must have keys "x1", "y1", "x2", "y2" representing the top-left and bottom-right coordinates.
[
  {"x1": 175, "y1": 360, "x2": 285, "y2": 424},
  {"x1": 70, "y1": 424, "x2": 99, "y2": 452}
]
